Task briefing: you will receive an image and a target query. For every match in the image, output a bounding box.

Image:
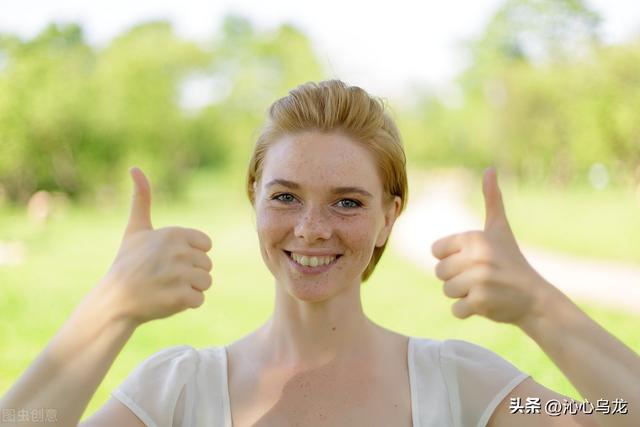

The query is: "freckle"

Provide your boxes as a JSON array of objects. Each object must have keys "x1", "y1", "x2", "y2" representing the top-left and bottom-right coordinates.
[{"x1": 332, "y1": 327, "x2": 336, "y2": 331}]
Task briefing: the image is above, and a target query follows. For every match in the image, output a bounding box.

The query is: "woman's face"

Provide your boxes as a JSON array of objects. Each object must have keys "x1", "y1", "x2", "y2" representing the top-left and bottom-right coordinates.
[{"x1": 253, "y1": 132, "x2": 400, "y2": 302}]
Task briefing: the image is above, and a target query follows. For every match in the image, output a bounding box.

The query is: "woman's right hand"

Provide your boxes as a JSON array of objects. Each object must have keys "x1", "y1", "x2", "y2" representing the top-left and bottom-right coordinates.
[{"x1": 95, "y1": 167, "x2": 213, "y2": 327}]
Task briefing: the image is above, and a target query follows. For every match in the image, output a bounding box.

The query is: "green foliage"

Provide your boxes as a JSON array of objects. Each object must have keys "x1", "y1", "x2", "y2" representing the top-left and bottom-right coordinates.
[
  {"x1": 0, "y1": 24, "x2": 94, "y2": 202},
  {"x1": 3, "y1": 1, "x2": 640, "y2": 203},
  {"x1": 0, "y1": 17, "x2": 323, "y2": 204},
  {"x1": 401, "y1": 0, "x2": 640, "y2": 188},
  {"x1": 206, "y1": 16, "x2": 324, "y2": 166}
]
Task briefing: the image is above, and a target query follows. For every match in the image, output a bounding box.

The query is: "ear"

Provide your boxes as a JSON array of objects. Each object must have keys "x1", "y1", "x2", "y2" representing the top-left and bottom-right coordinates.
[{"x1": 375, "y1": 195, "x2": 402, "y2": 247}]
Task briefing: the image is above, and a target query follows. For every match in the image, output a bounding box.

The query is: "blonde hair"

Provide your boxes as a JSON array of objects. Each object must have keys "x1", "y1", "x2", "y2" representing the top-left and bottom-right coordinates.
[{"x1": 247, "y1": 80, "x2": 408, "y2": 281}]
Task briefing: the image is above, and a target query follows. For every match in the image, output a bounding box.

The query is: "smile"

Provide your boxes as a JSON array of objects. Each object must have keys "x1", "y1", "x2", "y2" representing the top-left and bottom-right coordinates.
[{"x1": 284, "y1": 250, "x2": 342, "y2": 273}]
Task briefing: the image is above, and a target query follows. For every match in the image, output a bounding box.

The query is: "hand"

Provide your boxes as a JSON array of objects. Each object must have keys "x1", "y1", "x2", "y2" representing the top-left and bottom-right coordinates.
[
  {"x1": 96, "y1": 167, "x2": 213, "y2": 326},
  {"x1": 430, "y1": 167, "x2": 551, "y2": 325}
]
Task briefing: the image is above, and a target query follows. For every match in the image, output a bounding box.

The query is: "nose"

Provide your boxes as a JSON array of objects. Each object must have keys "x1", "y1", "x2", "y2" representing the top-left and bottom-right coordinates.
[{"x1": 294, "y1": 205, "x2": 332, "y2": 243}]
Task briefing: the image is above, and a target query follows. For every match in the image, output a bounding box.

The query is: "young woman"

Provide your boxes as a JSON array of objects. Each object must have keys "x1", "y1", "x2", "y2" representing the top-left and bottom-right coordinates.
[{"x1": 1, "y1": 80, "x2": 638, "y2": 427}]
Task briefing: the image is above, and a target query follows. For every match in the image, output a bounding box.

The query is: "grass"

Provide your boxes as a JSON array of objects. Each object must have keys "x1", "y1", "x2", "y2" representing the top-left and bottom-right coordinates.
[
  {"x1": 1, "y1": 167, "x2": 639, "y2": 420},
  {"x1": 466, "y1": 177, "x2": 640, "y2": 264}
]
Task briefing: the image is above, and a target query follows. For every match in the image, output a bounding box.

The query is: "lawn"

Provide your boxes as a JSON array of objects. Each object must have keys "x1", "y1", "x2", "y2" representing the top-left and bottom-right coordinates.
[
  {"x1": 466, "y1": 176, "x2": 640, "y2": 264},
  {"x1": 1, "y1": 168, "x2": 638, "y2": 420}
]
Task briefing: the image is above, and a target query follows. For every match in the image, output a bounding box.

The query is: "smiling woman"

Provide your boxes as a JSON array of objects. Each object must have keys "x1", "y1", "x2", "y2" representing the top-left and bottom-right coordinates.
[
  {"x1": 1, "y1": 80, "x2": 638, "y2": 427},
  {"x1": 251, "y1": 132, "x2": 401, "y2": 303},
  {"x1": 247, "y1": 80, "x2": 408, "y2": 282}
]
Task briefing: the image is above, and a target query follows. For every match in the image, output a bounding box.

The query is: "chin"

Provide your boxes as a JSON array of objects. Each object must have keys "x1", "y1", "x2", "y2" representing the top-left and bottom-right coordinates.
[{"x1": 282, "y1": 278, "x2": 341, "y2": 303}]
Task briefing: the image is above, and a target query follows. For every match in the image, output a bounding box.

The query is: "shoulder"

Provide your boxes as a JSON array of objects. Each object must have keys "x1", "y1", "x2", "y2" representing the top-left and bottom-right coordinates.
[
  {"x1": 411, "y1": 337, "x2": 524, "y2": 375},
  {"x1": 410, "y1": 337, "x2": 530, "y2": 426},
  {"x1": 111, "y1": 344, "x2": 227, "y2": 426},
  {"x1": 410, "y1": 337, "x2": 518, "y2": 367},
  {"x1": 136, "y1": 343, "x2": 225, "y2": 365},
  {"x1": 120, "y1": 344, "x2": 223, "y2": 380},
  {"x1": 409, "y1": 337, "x2": 527, "y2": 387}
]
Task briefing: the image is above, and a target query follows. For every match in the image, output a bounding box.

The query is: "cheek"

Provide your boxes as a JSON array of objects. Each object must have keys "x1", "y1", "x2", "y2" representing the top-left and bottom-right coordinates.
[
  {"x1": 338, "y1": 216, "x2": 380, "y2": 254},
  {"x1": 256, "y1": 208, "x2": 290, "y2": 246}
]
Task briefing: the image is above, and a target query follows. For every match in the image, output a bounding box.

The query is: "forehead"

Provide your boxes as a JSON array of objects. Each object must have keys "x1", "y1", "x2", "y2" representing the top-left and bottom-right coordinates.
[{"x1": 261, "y1": 132, "x2": 382, "y2": 191}]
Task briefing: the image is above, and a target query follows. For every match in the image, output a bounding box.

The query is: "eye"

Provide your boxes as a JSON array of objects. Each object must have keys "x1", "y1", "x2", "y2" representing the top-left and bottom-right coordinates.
[
  {"x1": 273, "y1": 193, "x2": 296, "y2": 203},
  {"x1": 335, "y1": 199, "x2": 362, "y2": 209}
]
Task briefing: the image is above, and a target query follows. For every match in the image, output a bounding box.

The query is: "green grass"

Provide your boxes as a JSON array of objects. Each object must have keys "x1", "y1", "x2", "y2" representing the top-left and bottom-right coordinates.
[
  {"x1": 467, "y1": 179, "x2": 640, "y2": 264},
  {"x1": 1, "y1": 168, "x2": 639, "y2": 420}
]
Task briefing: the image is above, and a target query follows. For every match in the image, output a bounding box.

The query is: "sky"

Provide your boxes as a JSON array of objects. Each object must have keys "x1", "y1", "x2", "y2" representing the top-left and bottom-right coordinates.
[{"x1": 1, "y1": 0, "x2": 639, "y2": 99}]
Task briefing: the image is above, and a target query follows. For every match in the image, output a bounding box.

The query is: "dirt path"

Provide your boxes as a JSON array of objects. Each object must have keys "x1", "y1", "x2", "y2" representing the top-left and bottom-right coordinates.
[{"x1": 390, "y1": 170, "x2": 640, "y2": 315}]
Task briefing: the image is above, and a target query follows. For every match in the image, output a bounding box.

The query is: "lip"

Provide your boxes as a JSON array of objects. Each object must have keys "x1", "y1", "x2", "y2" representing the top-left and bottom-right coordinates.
[
  {"x1": 285, "y1": 249, "x2": 343, "y2": 257},
  {"x1": 284, "y1": 250, "x2": 342, "y2": 275}
]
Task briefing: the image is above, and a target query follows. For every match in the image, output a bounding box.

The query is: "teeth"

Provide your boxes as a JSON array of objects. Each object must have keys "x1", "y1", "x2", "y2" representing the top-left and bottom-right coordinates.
[{"x1": 290, "y1": 252, "x2": 337, "y2": 267}]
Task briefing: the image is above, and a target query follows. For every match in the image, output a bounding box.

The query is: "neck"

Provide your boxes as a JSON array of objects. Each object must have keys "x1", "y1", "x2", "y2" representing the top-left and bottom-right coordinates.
[{"x1": 256, "y1": 280, "x2": 382, "y2": 369}]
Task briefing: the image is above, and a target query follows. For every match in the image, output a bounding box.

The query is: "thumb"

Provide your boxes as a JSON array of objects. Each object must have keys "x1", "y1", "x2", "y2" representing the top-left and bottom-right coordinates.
[
  {"x1": 482, "y1": 167, "x2": 508, "y2": 231},
  {"x1": 125, "y1": 167, "x2": 153, "y2": 235}
]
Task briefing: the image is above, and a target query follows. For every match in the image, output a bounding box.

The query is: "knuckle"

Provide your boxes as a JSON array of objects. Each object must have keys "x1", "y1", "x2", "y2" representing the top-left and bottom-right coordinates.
[
  {"x1": 452, "y1": 301, "x2": 468, "y2": 319},
  {"x1": 174, "y1": 248, "x2": 192, "y2": 263},
  {"x1": 469, "y1": 289, "x2": 488, "y2": 310},
  {"x1": 157, "y1": 263, "x2": 174, "y2": 280},
  {"x1": 475, "y1": 264, "x2": 493, "y2": 282},
  {"x1": 430, "y1": 240, "x2": 441, "y2": 256},
  {"x1": 169, "y1": 247, "x2": 184, "y2": 262},
  {"x1": 468, "y1": 240, "x2": 491, "y2": 263},
  {"x1": 164, "y1": 265, "x2": 182, "y2": 282},
  {"x1": 166, "y1": 227, "x2": 185, "y2": 240},
  {"x1": 176, "y1": 292, "x2": 192, "y2": 311},
  {"x1": 461, "y1": 230, "x2": 478, "y2": 242},
  {"x1": 434, "y1": 262, "x2": 446, "y2": 280},
  {"x1": 442, "y1": 281, "x2": 457, "y2": 298},
  {"x1": 190, "y1": 291, "x2": 205, "y2": 308},
  {"x1": 191, "y1": 228, "x2": 212, "y2": 247},
  {"x1": 202, "y1": 234, "x2": 213, "y2": 249},
  {"x1": 194, "y1": 272, "x2": 212, "y2": 291},
  {"x1": 464, "y1": 230, "x2": 485, "y2": 248}
]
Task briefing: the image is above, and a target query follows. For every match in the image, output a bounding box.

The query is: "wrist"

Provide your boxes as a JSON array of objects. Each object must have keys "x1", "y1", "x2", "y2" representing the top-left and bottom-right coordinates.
[
  {"x1": 514, "y1": 274, "x2": 568, "y2": 335},
  {"x1": 85, "y1": 279, "x2": 141, "y2": 332}
]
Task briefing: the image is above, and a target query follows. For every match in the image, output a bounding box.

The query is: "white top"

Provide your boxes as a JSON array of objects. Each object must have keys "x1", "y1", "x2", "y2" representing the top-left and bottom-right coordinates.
[{"x1": 111, "y1": 337, "x2": 530, "y2": 427}]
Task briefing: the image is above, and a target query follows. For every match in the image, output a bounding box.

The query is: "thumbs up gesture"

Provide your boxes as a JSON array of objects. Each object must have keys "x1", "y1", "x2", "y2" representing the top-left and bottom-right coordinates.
[
  {"x1": 431, "y1": 168, "x2": 551, "y2": 325},
  {"x1": 96, "y1": 168, "x2": 213, "y2": 326}
]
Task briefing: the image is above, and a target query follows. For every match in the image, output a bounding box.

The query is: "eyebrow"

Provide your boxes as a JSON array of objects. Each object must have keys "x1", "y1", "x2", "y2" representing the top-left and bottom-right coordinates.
[{"x1": 265, "y1": 179, "x2": 373, "y2": 198}]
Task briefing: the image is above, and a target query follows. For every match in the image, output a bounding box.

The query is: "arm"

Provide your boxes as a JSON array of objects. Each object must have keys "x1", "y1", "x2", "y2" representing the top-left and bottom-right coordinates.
[
  {"x1": 0, "y1": 284, "x2": 137, "y2": 426},
  {"x1": 511, "y1": 280, "x2": 640, "y2": 426},
  {"x1": 486, "y1": 278, "x2": 639, "y2": 427},
  {"x1": 488, "y1": 377, "x2": 600, "y2": 426},
  {"x1": 0, "y1": 168, "x2": 213, "y2": 426},
  {"x1": 431, "y1": 167, "x2": 640, "y2": 427}
]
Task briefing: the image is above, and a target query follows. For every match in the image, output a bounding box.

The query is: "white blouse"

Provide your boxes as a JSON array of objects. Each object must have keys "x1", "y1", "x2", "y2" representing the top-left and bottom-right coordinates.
[{"x1": 111, "y1": 337, "x2": 530, "y2": 427}]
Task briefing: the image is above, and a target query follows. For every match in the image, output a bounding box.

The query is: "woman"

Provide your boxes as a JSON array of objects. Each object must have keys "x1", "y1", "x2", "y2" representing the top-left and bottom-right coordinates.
[{"x1": 1, "y1": 80, "x2": 638, "y2": 427}]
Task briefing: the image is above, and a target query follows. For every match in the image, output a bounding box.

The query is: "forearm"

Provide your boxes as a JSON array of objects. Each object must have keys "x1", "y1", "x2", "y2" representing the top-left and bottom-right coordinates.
[
  {"x1": 0, "y1": 283, "x2": 137, "y2": 426},
  {"x1": 517, "y1": 280, "x2": 640, "y2": 427}
]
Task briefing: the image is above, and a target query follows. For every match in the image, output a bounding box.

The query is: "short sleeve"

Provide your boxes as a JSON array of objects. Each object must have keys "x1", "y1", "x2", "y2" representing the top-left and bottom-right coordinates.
[
  {"x1": 111, "y1": 345, "x2": 199, "y2": 427},
  {"x1": 439, "y1": 339, "x2": 530, "y2": 427}
]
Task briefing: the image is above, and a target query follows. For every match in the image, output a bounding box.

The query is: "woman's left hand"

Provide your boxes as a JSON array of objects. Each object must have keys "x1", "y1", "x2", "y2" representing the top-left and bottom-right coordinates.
[{"x1": 430, "y1": 167, "x2": 553, "y2": 326}]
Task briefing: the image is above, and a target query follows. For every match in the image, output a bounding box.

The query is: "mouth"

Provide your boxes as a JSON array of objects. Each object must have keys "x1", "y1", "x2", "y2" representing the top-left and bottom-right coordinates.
[{"x1": 284, "y1": 250, "x2": 342, "y2": 274}]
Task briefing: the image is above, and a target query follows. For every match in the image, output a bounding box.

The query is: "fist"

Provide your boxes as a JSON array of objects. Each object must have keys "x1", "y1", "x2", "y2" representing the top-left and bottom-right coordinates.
[
  {"x1": 430, "y1": 168, "x2": 549, "y2": 325},
  {"x1": 97, "y1": 167, "x2": 213, "y2": 326}
]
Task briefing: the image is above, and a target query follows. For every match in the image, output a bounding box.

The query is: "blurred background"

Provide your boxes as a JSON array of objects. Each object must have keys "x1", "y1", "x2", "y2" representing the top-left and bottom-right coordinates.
[{"x1": 1, "y1": 0, "x2": 639, "y2": 420}]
